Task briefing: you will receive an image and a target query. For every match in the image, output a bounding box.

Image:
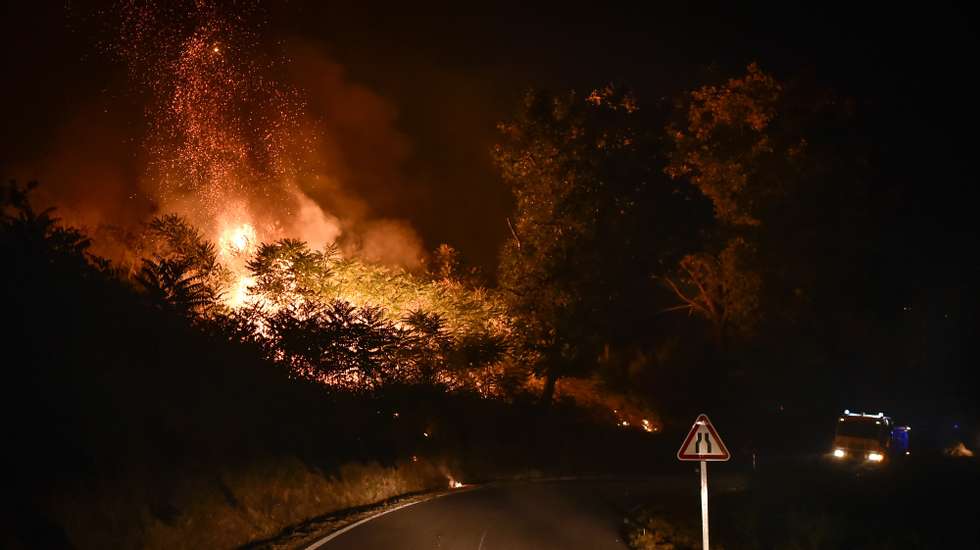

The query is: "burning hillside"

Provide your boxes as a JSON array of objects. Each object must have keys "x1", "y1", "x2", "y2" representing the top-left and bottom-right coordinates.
[
  {"x1": 96, "y1": 0, "x2": 438, "y2": 314},
  {"x1": 3, "y1": 1, "x2": 662, "y2": 423},
  {"x1": 2, "y1": 1, "x2": 415, "y2": 281}
]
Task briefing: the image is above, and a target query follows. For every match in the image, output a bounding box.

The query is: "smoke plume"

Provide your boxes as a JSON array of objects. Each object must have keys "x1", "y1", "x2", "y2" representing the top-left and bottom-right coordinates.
[{"x1": 7, "y1": 1, "x2": 426, "y2": 270}]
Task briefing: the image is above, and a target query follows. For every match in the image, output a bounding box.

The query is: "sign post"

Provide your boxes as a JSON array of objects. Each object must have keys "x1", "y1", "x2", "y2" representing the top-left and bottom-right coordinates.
[
  {"x1": 677, "y1": 414, "x2": 730, "y2": 550},
  {"x1": 700, "y1": 459, "x2": 708, "y2": 550}
]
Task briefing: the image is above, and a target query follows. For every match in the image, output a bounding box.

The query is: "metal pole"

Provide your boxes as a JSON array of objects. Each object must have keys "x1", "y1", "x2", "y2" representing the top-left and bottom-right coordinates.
[{"x1": 700, "y1": 460, "x2": 709, "y2": 550}]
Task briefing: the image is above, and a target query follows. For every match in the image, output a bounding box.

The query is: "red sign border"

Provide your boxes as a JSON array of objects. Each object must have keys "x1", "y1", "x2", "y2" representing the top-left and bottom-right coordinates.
[{"x1": 677, "y1": 413, "x2": 730, "y2": 461}]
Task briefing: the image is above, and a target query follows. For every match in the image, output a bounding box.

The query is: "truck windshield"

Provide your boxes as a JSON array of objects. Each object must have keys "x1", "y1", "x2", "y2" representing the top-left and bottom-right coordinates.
[{"x1": 837, "y1": 419, "x2": 881, "y2": 439}]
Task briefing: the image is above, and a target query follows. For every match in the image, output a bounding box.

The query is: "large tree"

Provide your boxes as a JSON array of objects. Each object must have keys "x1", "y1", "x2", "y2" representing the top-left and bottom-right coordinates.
[
  {"x1": 662, "y1": 64, "x2": 811, "y2": 347},
  {"x1": 661, "y1": 63, "x2": 875, "y2": 422},
  {"x1": 495, "y1": 67, "x2": 870, "y2": 410},
  {"x1": 494, "y1": 86, "x2": 689, "y2": 402},
  {"x1": 665, "y1": 63, "x2": 802, "y2": 228}
]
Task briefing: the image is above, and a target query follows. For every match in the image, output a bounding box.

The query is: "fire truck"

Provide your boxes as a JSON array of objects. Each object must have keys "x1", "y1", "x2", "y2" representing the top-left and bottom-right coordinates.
[{"x1": 831, "y1": 410, "x2": 910, "y2": 464}]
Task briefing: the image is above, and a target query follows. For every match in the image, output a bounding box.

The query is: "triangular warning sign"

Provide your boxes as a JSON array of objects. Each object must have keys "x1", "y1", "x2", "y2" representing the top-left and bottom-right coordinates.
[{"x1": 677, "y1": 414, "x2": 730, "y2": 461}]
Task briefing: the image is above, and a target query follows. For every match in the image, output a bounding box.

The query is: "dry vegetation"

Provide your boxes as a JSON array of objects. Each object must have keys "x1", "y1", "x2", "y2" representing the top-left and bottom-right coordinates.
[{"x1": 45, "y1": 458, "x2": 450, "y2": 549}]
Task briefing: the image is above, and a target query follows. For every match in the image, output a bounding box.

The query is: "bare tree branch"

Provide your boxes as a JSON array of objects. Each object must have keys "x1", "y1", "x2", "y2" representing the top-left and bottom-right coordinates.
[
  {"x1": 506, "y1": 217, "x2": 522, "y2": 250},
  {"x1": 662, "y1": 276, "x2": 712, "y2": 318}
]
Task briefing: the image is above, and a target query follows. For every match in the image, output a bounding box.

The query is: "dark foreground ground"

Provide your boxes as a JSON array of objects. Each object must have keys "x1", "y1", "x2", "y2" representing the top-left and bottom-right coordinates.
[
  {"x1": 631, "y1": 454, "x2": 980, "y2": 549},
  {"x1": 308, "y1": 455, "x2": 979, "y2": 550}
]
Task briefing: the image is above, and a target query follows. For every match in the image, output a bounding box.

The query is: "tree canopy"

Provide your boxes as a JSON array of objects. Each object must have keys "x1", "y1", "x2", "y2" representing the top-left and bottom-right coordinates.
[
  {"x1": 493, "y1": 86, "x2": 686, "y2": 400},
  {"x1": 495, "y1": 64, "x2": 873, "y2": 410}
]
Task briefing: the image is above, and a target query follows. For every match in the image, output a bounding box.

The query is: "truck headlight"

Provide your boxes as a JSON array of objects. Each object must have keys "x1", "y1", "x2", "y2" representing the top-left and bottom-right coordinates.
[
  {"x1": 867, "y1": 452, "x2": 884, "y2": 462},
  {"x1": 833, "y1": 448, "x2": 846, "y2": 458}
]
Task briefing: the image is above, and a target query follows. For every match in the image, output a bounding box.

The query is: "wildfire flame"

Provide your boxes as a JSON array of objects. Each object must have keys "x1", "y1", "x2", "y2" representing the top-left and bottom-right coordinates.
[
  {"x1": 214, "y1": 221, "x2": 261, "y2": 309},
  {"x1": 218, "y1": 223, "x2": 257, "y2": 257},
  {"x1": 108, "y1": 2, "x2": 506, "y2": 397},
  {"x1": 226, "y1": 275, "x2": 256, "y2": 309}
]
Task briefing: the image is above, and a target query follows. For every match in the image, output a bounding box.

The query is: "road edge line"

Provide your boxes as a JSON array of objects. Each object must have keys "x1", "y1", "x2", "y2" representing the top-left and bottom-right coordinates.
[
  {"x1": 304, "y1": 486, "x2": 479, "y2": 549},
  {"x1": 302, "y1": 475, "x2": 640, "y2": 549}
]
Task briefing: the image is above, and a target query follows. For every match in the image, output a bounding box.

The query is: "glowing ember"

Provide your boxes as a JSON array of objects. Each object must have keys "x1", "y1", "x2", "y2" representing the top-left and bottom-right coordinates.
[
  {"x1": 448, "y1": 478, "x2": 464, "y2": 489},
  {"x1": 115, "y1": 0, "x2": 312, "y2": 222}
]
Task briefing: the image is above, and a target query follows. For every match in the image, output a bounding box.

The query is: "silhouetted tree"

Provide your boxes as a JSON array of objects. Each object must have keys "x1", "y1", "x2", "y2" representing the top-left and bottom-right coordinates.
[
  {"x1": 135, "y1": 256, "x2": 218, "y2": 315},
  {"x1": 402, "y1": 310, "x2": 453, "y2": 385},
  {"x1": 138, "y1": 214, "x2": 229, "y2": 292},
  {"x1": 262, "y1": 300, "x2": 407, "y2": 388},
  {"x1": 2, "y1": 180, "x2": 92, "y2": 270}
]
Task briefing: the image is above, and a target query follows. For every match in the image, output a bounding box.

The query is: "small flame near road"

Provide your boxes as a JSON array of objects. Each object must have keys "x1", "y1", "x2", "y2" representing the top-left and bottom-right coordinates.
[{"x1": 448, "y1": 478, "x2": 464, "y2": 489}]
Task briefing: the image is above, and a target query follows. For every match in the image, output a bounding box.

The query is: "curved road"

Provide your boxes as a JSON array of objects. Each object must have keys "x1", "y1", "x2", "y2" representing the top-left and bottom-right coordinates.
[{"x1": 312, "y1": 475, "x2": 742, "y2": 550}]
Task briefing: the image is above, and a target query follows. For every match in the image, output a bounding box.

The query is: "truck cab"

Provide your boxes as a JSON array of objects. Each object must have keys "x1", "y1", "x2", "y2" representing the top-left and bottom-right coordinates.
[{"x1": 832, "y1": 410, "x2": 910, "y2": 464}]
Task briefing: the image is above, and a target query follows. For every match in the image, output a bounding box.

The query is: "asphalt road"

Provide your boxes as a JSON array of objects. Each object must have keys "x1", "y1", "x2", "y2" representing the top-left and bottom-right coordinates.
[{"x1": 313, "y1": 475, "x2": 743, "y2": 550}]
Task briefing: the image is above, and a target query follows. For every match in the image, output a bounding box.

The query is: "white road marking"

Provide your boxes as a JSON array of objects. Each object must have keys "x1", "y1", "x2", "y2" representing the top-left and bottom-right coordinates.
[
  {"x1": 478, "y1": 530, "x2": 487, "y2": 550},
  {"x1": 305, "y1": 487, "x2": 479, "y2": 549},
  {"x1": 305, "y1": 477, "x2": 611, "y2": 549}
]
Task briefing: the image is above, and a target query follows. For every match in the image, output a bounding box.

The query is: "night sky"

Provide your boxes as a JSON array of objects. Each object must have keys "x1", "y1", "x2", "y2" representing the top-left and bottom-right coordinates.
[{"x1": 3, "y1": 2, "x2": 978, "y2": 411}]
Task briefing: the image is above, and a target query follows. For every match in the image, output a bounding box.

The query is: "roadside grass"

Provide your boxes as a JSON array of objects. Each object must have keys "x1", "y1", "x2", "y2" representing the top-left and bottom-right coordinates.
[
  {"x1": 13, "y1": 388, "x2": 662, "y2": 550},
  {"x1": 45, "y1": 457, "x2": 448, "y2": 549},
  {"x1": 628, "y1": 509, "x2": 701, "y2": 550}
]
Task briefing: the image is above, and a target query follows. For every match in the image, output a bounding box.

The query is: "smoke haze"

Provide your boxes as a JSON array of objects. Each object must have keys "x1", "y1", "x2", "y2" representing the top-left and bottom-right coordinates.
[{"x1": 4, "y1": 1, "x2": 427, "y2": 269}]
